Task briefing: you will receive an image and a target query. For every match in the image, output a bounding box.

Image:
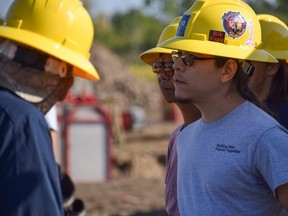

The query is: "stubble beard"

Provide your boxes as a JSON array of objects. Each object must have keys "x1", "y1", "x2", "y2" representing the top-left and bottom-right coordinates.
[{"x1": 175, "y1": 96, "x2": 194, "y2": 104}]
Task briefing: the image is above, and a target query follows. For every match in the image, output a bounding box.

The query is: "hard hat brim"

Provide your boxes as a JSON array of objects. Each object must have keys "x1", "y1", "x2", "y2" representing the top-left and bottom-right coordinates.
[
  {"x1": 139, "y1": 47, "x2": 175, "y2": 65},
  {"x1": 264, "y1": 50, "x2": 288, "y2": 61},
  {"x1": 0, "y1": 26, "x2": 100, "y2": 81},
  {"x1": 159, "y1": 37, "x2": 278, "y2": 63}
]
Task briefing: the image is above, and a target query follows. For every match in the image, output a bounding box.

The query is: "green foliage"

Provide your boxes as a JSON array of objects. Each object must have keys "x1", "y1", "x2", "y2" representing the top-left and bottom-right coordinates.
[
  {"x1": 93, "y1": 10, "x2": 165, "y2": 63},
  {"x1": 246, "y1": 0, "x2": 288, "y2": 23},
  {"x1": 143, "y1": 0, "x2": 196, "y2": 21},
  {"x1": 91, "y1": 0, "x2": 288, "y2": 66},
  {"x1": 130, "y1": 63, "x2": 158, "y2": 81},
  {"x1": 91, "y1": 0, "x2": 198, "y2": 64}
]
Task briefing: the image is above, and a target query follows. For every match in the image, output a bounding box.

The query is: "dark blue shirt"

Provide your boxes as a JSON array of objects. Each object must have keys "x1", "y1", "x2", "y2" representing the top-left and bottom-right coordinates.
[
  {"x1": 0, "y1": 89, "x2": 63, "y2": 216},
  {"x1": 265, "y1": 99, "x2": 288, "y2": 130}
]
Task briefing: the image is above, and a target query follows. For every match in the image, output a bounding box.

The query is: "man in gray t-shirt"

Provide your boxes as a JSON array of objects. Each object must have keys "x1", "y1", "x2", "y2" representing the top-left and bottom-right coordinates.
[
  {"x1": 159, "y1": 0, "x2": 288, "y2": 215},
  {"x1": 178, "y1": 101, "x2": 288, "y2": 215}
]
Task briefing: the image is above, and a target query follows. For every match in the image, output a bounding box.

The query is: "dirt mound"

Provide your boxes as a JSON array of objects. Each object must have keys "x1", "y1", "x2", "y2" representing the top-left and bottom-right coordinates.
[
  {"x1": 69, "y1": 42, "x2": 175, "y2": 215},
  {"x1": 72, "y1": 42, "x2": 163, "y2": 123},
  {"x1": 75, "y1": 122, "x2": 177, "y2": 216},
  {"x1": 76, "y1": 178, "x2": 167, "y2": 216}
]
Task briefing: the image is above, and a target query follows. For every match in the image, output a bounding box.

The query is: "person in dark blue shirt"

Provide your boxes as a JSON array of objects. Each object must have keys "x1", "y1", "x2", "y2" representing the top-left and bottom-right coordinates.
[
  {"x1": 0, "y1": 0, "x2": 100, "y2": 215},
  {"x1": 249, "y1": 14, "x2": 288, "y2": 216},
  {"x1": 249, "y1": 14, "x2": 288, "y2": 129}
]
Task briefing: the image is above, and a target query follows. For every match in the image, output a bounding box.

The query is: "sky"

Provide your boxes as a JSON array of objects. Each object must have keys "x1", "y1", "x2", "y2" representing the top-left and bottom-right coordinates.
[
  {"x1": 0, "y1": 0, "x2": 11, "y2": 18},
  {"x1": 0, "y1": 0, "x2": 278, "y2": 22},
  {"x1": 0, "y1": 0, "x2": 277, "y2": 19},
  {"x1": 0, "y1": 0, "x2": 145, "y2": 18},
  {"x1": 90, "y1": 0, "x2": 144, "y2": 16}
]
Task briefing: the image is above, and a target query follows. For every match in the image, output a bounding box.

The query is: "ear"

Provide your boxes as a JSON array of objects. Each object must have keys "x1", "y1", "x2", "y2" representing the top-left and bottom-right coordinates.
[
  {"x1": 266, "y1": 63, "x2": 280, "y2": 76},
  {"x1": 220, "y1": 59, "x2": 238, "y2": 83}
]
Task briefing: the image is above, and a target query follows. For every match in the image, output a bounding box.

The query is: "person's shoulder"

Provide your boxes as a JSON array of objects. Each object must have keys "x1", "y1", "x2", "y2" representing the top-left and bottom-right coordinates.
[
  {"x1": 246, "y1": 101, "x2": 284, "y2": 130},
  {"x1": 0, "y1": 90, "x2": 44, "y2": 123},
  {"x1": 172, "y1": 124, "x2": 185, "y2": 133},
  {"x1": 275, "y1": 99, "x2": 288, "y2": 110}
]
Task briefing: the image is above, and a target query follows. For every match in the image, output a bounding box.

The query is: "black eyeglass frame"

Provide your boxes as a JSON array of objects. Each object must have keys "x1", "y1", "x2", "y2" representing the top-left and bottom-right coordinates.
[{"x1": 171, "y1": 51, "x2": 217, "y2": 66}]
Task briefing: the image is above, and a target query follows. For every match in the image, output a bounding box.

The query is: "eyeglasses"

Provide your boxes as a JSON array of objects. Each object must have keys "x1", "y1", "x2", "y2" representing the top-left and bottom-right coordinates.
[
  {"x1": 152, "y1": 62, "x2": 174, "y2": 76},
  {"x1": 171, "y1": 51, "x2": 216, "y2": 66}
]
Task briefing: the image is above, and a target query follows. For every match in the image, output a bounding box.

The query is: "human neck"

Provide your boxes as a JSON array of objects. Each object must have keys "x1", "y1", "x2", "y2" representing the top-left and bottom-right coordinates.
[
  {"x1": 197, "y1": 94, "x2": 245, "y2": 123},
  {"x1": 177, "y1": 103, "x2": 201, "y2": 126},
  {"x1": 253, "y1": 75, "x2": 274, "y2": 102},
  {"x1": 254, "y1": 84, "x2": 272, "y2": 103}
]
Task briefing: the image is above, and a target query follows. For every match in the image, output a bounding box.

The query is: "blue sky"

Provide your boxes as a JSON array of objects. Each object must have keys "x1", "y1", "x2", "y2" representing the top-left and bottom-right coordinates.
[
  {"x1": 0, "y1": 0, "x2": 277, "y2": 20},
  {"x1": 0, "y1": 0, "x2": 11, "y2": 18},
  {"x1": 90, "y1": 0, "x2": 144, "y2": 16},
  {"x1": 0, "y1": 0, "x2": 145, "y2": 18}
]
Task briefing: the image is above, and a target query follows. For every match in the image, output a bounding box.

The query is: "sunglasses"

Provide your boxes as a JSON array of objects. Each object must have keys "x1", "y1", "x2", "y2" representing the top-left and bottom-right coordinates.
[
  {"x1": 240, "y1": 61, "x2": 254, "y2": 77},
  {"x1": 171, "y1": 51, "x2": 216, "y2": 66},
  {"x1": 152, "y1": 62, "x2": 174, "y2": 76}
]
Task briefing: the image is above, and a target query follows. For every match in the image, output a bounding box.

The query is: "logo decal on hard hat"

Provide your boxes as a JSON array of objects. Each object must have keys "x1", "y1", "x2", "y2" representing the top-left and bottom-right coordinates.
[
  {"x1": 176, "y1": 14, "x2": 191, "y2": 37},
  {"x1": 245, "y1": 20, "x2": 256, "y2": 47},
  {"x1": 209, "y1": 30, "x2": 225, "y2": 43},
  {"x1": 222, "y1": 11, "x2": 247, "y2": 39}
]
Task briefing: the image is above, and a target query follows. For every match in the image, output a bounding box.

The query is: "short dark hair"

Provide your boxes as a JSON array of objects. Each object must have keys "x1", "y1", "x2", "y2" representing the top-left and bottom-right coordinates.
[{"x1": 214, "y1": 57, "x2": 266, "y2": 111}]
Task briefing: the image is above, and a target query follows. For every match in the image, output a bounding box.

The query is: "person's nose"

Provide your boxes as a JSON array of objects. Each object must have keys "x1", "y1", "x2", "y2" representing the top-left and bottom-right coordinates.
[
  {"x1": 158, "y1": 70, "x2": 171, "y2": 80},
  {"x1": 173, "y1": 57, "x2": 184, "y2": 74}
]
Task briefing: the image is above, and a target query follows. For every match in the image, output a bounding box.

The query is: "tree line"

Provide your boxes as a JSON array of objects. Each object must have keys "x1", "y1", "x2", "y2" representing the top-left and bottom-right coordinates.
[{"x1": 82, "y1": 0, "x2": 288, "y2": 64}]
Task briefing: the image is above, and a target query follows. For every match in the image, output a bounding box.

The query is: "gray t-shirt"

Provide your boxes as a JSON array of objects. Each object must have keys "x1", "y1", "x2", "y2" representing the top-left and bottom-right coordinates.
[{"x1": 177, "y1": 101, "x2": 288, "y2": 216}]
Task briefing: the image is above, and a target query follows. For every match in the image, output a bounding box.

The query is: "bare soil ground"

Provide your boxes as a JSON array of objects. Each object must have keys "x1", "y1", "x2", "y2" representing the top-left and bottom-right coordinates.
[
  {"x1": 75, "y1": 122, "x2": 178, "y2": 216},
  {"x1": 69, "y1": 42, "x2": 178, "y2": 216}
]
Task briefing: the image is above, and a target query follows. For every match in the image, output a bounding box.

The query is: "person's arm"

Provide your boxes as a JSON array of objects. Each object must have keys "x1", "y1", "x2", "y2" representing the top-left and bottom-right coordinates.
[
  {"x1": 50, "y1": 129, "x2": 57, "y2": 157},
  {"x1": 45, "y1": 106, "x2": 58, "y2": 158},
  {"x1": 276, "y1": 183, "x2": 288, "y2": 210},
  {"x1": 255, "y1": 127, "x2": 288, "y2": 211}
]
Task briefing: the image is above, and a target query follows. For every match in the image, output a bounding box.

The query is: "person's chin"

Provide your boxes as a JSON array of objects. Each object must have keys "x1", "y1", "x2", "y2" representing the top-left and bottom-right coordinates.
[
  {"x1": 175, "y1": 95, "x2": 193, "y2": 104},
  {"x1": 165, "y1": 98, "x2": 177, "y2": 104},
  {"x1": 162, "y1": 93, "x2": 176, "y2": 103}
]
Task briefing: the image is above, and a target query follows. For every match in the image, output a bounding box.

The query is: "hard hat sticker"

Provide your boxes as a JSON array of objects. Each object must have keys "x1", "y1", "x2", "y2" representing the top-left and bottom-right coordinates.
[
  {"x1": 209, "y1": 30, "x2": 225, "y2": 43},
  {"x1": 245, "y1": 20, "x2": 256, "y2": 47},
  {"x1": 222, "y1": 11, "x2": 247, "y2": 39},
  {"x1": 176, "y1": 14, "x2": 191, "y2": 37}
]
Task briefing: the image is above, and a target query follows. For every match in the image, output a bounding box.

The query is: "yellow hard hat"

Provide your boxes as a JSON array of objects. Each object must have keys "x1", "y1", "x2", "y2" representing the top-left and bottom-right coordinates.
[
  {"x1": 159, "y1": 0, "x2": 278, "y2": 63},
  {"x1": 139, "y1": 17, "x2": 181, "y2": 65},
  {"x1": 0, "y1": 0, "x2": 100, "y2": 81},
  {"x1": 257, "y1": 14, "x2": 288, "y2": 60}
]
